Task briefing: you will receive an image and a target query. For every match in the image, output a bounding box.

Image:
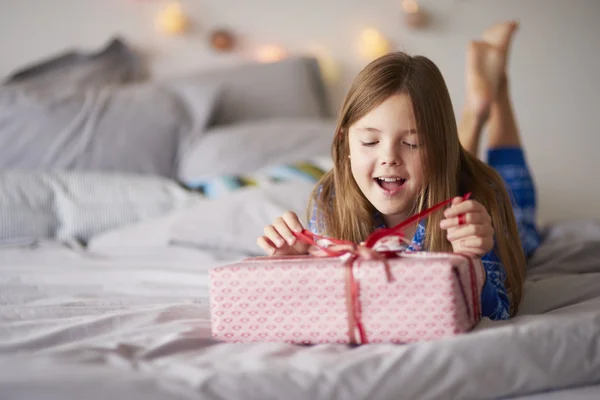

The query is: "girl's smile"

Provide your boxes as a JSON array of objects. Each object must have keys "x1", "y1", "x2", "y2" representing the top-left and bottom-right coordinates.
[{"x1": 374, "y1": 176, "x2": 407, "y2": 196}]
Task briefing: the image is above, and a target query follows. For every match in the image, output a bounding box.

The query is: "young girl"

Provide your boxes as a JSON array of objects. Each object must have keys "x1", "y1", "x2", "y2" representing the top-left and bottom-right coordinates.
[{"x1": 257, "y1": 21, "x2": 541, "y2": 320}]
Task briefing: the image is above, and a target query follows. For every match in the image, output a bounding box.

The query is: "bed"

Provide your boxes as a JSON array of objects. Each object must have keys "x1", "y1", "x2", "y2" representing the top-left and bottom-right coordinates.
[{"x1": 1, "y1": 39, "x2": 600, "y2": 400}]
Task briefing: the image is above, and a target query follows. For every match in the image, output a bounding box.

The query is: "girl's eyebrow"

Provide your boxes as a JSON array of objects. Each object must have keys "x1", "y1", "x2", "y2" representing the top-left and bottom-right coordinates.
[
  {"x1": 358, "y1": 126, "x2": 417, "y2": 134},
  {"x1": 357, "y1": 126, "x2": 382, "y2": 133}
]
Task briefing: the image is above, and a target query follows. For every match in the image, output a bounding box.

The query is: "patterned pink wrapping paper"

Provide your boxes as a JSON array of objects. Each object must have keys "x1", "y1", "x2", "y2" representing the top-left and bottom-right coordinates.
[{"x1": 210, "y1": 252, "x2": 486, "y2": 345}]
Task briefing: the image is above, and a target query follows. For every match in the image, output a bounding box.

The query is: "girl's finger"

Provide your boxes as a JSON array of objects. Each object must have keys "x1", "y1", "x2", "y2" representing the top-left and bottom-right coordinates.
[
  {"x1": 264, "y1": 224, "x2": 287, "y2": 248},
  {"x1": 459, "y1": 236, "x2": 485, "y2": 249},
  {"x1": 282, "y1": 211, "x2": 304, "y2": 233},
  {"x1": 440, "y1": 212, "x2": 488, "y2": 230},
  {"x1": 444, "y1": 200, "x2": 485, "y2": 218},
  {"x1": 460, "y1": 237, "x2": 494, "y2": 255},
  {"x1": 256, "y1": 236, "x2": 277, "y2": 256},
  {"x1": 446, "y1": 223, "x2": 488, "y2": 241},
  {"x1": 272, "y1": 217, "x2": 296, "y2": 246}
]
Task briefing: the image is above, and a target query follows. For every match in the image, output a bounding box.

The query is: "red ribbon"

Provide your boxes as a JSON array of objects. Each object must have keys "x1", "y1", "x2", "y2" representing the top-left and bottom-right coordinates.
[{"x1": 293, "y1": 193, "x2": 471, "y2": 345}]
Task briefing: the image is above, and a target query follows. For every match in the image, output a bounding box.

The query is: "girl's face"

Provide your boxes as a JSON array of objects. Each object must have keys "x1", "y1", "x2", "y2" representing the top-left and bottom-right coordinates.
[{"x1": 348, "y1": 93, "x2": 425, "y2": 227}]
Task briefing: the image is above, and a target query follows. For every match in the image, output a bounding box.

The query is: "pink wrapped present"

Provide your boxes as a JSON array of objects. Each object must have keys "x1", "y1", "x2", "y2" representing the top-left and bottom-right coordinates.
[
  {"x1": 210, "y1": 252, "x2": 485, "y2": 344},
  {"x1": 210, "y1": 194, "x2": 486, "y2": 345}
]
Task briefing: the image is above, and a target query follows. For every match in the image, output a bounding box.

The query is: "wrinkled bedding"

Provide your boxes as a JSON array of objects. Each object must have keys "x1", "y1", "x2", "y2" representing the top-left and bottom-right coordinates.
[{"x1": 1, "y1": 190, "x2": 600, "y2": 399}]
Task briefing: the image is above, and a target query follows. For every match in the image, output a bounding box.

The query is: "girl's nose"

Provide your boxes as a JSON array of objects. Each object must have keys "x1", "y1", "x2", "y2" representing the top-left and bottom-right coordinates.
[{"x1": 380, "y1": 147, "x2": 402, "y2": 166}]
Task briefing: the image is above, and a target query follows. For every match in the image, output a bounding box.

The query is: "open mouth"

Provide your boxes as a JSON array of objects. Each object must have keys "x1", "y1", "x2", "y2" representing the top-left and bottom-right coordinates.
[{"x1": 374, "y1": 177, "x2": 407, "y2": 193}]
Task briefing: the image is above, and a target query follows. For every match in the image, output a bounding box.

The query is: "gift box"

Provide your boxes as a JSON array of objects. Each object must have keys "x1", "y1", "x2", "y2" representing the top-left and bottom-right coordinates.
[
  {"x1": 210, "y1": 194, "x2": 486, "y2": 345},
  {"x1": 209, "y1": 251, "x2": 485, "y2": 345}
]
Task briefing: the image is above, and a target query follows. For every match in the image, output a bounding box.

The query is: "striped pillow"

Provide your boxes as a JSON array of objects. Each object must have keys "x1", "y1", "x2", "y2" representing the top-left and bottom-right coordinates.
[
  {"x1": 182, "y1": 157, "x2": 333, "y2": 198},
  {"x1": 0, "y1": 171, "x2": 200, "y2": 245}
]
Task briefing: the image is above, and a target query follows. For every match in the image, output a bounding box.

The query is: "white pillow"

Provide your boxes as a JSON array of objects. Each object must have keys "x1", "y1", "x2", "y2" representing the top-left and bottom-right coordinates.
[
  {"x1": 167, "y1": 181, "x2": 316, "y2": 256},
  {"x1": 177, "y1": 117, "x2": 336, "y2": 181},
  {"x1": 0, "y1": 171, "x2": 201, "y2": 244},
  {"x1": 90, "y1": 181, "x2": 316, "y2": 254},
  {"x1": 88, "y1": 180, "x2": 317, "y2": 256}
]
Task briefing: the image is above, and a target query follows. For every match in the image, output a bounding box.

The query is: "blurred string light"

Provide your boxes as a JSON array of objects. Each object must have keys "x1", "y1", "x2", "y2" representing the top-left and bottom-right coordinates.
[
  {"x1": 306, "y1": 45, "x2": 340, "y2": 84},
  {"x1": 209, "y1": 29, "x2": 236, "y2": 52},
  {"x1": 255, "y1": 44, "x2": 288, "y2": 63},
  {"x1": 358, "y1": 28, "x2": 391, "y2": 61},
  {"x1": 402, "y1": 0, "x2": 420, "y2": 14},
  {"x1": 402, "y1": 0, "x2": 428, "y2": 29},
  {"x1": 156, "y1": 2, "x2": 188, "y2": 35},
  {"x1": 150, "y1": 0, "x2": 430, "y2": 72}
]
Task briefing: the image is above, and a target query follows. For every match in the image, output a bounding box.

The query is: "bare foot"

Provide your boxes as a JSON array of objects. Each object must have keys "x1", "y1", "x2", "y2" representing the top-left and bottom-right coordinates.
[
  {"x1": 465, "y1": 41, "x2": 504, "y2": 120},
  {"x1": 482, "y1": 20, "x2": 519, "y2": 72}
]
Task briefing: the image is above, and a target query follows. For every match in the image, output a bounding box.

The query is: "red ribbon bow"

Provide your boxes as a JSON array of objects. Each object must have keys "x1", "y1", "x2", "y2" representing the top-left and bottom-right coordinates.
[{"x1": 292, "y1": 193, "x2": 471, "y2": 345}]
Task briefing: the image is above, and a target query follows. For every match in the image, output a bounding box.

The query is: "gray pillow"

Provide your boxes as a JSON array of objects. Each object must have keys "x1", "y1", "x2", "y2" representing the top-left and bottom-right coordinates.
[
  {"x1": 3, "y1": 37, "x2": 146, "y2": 94},
  {"x1": 177, "y1": 117, "x2": 336, "y2": 181},
  {"x1": 0, "y1": 79, "x2": 221, "y2": 177},
  {"x1": 0, "y1": 170, "x2": 201, "y2": 244},
  {"x1": 175, "y1": 56, "x2": 331, "y2": 126}
]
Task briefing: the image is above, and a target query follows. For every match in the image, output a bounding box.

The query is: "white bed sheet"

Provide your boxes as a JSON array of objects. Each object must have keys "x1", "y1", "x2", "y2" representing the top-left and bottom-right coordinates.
[{"x1": 1, "y1": 191, "x2": 600, "y2": 399}]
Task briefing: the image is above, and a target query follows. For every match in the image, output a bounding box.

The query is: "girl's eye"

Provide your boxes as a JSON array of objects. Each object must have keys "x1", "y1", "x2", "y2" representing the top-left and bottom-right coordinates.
[
  {"x1": 403, "y1": 141, "x2": 419, "y2": 149},
  {"x1": 361, "y1": 141, "x2": 379, "y2": 147}
]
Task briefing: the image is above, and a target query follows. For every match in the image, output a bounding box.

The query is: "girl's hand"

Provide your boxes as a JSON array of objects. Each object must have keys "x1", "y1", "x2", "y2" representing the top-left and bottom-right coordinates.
[
  {"x1": 257, "y1": 211, "x2": 311, "y2": 256},
  {"x1": 440, "y1": 197, "x2": 495, "y2": 257}
]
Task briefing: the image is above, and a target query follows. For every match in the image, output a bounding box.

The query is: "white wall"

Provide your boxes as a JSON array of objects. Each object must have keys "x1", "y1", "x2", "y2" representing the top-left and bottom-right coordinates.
[{"x1": 1, "y1": 0, "x2": 599, "y2": 225}]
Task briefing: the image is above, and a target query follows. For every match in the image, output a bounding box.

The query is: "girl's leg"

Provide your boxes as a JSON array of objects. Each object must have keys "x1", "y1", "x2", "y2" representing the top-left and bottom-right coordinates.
[
  {"x1": 458, "y1": 40, "x2": 504, "y2": 156},
  {"x1": 459, "y1": 21, "x2": 542, "y2": 258},
  {"x1": 487, "y1": 77, "x2": 541, "y2": 258},
  {"x1": 483, "y1": 21, "x2": 521, "y2": 149},
  {"x1": 459, "y1": 21, "x2": 519, "y2": 155}
]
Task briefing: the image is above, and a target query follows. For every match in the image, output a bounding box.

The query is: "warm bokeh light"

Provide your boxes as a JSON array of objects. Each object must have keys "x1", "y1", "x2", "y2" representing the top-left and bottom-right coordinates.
[
  {"x1": 156, "y1": 2, "x2": 188, "y2": 36},
  {"x1": 255, "y1": 45, "x2": 288, "y2": 63},
  {"x1": 358, "y1": 28, "x2": 391, "y2": 61},
  {"x1": 307, "y1": 45, "x2": 340, "y2": 84},
  {"x1": 402, "y1": 0, "x2": 420, "y2": 14}
]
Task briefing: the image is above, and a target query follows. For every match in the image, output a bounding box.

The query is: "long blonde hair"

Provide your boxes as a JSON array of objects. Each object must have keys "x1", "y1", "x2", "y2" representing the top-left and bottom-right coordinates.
[{"x1": 308, "y1": 52, "x2": 526, "y2": 315}]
